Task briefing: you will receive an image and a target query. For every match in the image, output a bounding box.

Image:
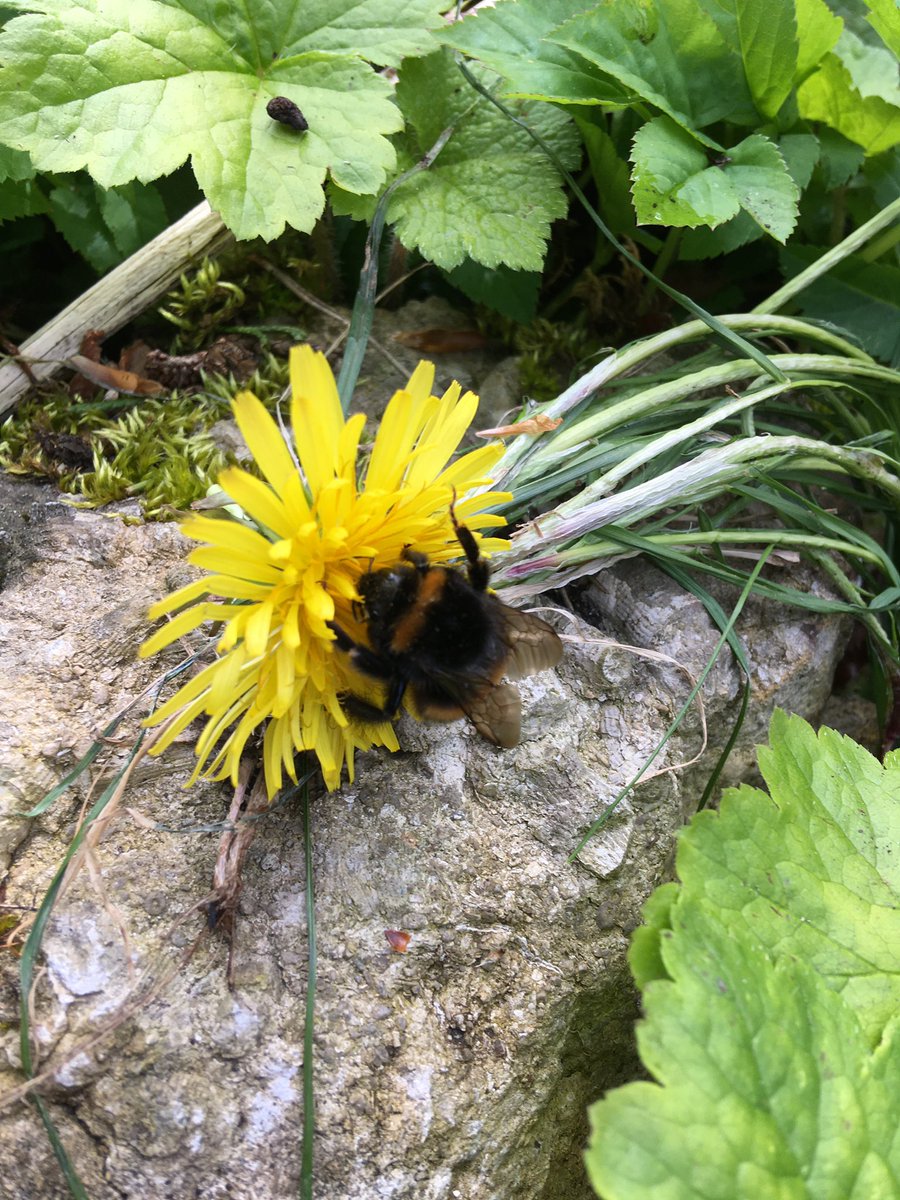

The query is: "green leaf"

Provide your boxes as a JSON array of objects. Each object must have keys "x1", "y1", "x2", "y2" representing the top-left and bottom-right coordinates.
[
  {"x1": 169, "y1": 0, "x2": 442, "y2": 65},
  {"x1": 97, "y1": 181, "x2": 169, "y2": 258},
  {"x1": 795, "y1": 0, "x2": 844, "y2": 80},
  {"x1": 778, "y1": 131, "x2": 820, "y2": 188},
  {"x1": 799, "y1": 52, "x2": 900, "y2": 155},
  {"x1": 0, "y1": 174, "x2": 45, "y2": 220},
  {"x1": 441, "y1": 0, "x2": 630, "y2": 106},
  {"x1": 695, "y1": 0, "x2": 837, "y2": 87},
  {"x1": 0, "y1": 141, "x2": 33, "y2": 181},
  {"x1": 680, "y1": 209, "x2": 762, "y2": 258},
  {"x1": 681, "y1": 133, "x2": 815, "y2": 258},
  {"x1": 578, "y1": 117, "x2": 637, "y2": 236},
  {"x1": 0, "y1": 141, "x2": 42, "y2": 219},
  {"x1": 869, "y1": 585, "x2": 900, "y2": 611},
  {"x1": 865, "y1": 144, "x2": 900, "y2": 207},
  {"x1": 447, "y1": 260, "x2": 541, "y2": 322},
  {"x1": 628, "y1": 881, "x2": 678, "y2": 990},
  {"x1": 47, "y1": 177, "x2": 122, "y2": 271},
  {"x1": 817, "y1": 124, "x2": 866, "y2": 187},
  {"x1": 677, "y1": 713, "x2": 900, "y2": 1043},
  {"x1": 780, "y1": 244, "x2": 900, "y2": 366},
  {"x1": 723, "y1": 133, "x2": 801, "y2": 241},
  {"x1": 631, "y1": 118, "x2": 798, "y2": 240},
  {"x1": 588, "y1": 910, "x2": 900, "y2": 1200},
  {"x1": 587, "y1": 713, "x2": 900, "y2": 1200},
  {"x1": 865, "y1": 0, "x2": 900, "y2": 58},
  {"x1": 0, "y1": 0, "x2": 445, "y2": 240},
  {"x1": 631, "y1": 118, "x2": 740, "y2": 228},
  {"x1": 734, "y1": 0, "x2": 798, "y2": 120},
  {"x1": 45, "y1": 176, "x2": 167, "y2": 270},
  {"x1": 834, "y1": 26, "x2": 900, "y2": 106},
  {"x1": 550, "y1": 0, "x2": 757, "y2": 147},
  {"x1": 376, "y1": 50, "x2": 581, "y2": 271}
]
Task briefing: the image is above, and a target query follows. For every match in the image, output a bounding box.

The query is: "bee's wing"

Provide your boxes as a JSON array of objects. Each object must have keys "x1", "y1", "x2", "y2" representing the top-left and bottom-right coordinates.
[
  {"x1": 496, "y1": 604, "x2": 564, "y2": 681},
  {"x1": 463, "y1": 682, "x2": 522, "y2": 749},
  {"x1": 412, "y1": 672, "x2": 522, "y2": 748}
]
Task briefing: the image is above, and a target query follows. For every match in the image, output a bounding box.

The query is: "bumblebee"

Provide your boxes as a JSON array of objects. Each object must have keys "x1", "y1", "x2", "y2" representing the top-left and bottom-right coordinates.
[{"x1": 327, "y1": 507, "x2": 563, "y2": 747}]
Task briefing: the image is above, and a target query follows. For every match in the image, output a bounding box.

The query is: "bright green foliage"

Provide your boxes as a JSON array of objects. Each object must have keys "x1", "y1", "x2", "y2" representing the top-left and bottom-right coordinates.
[
  {"x1": 550, "y1": 0, "x2": 758, "y2": 141},
  {"x1": 793, "y1": 0, "x2": 843, "y2": 78},
  {"x1": 865, "y1": 0, "x2": 900, "y2": 58},
  {"x1": 799, "y1": 50, "x2": 900, "y2": 156},
  {"x1": 587, "y1": 713, "x2": 900, "y2": 1199},
  {"x1": 631, "y1": 120, "x2": 799, "y2": 239},
  {"x1": 0, "y1": 389, "x2": 231, "y2": 516},
  {"x1": 447, "y1": 260, "x2": 542, "y2": 322},
  {"x1": 0, "y1": 141, "x2": 33, "y2": 183},
  {"x1": 333, "y1": 49, "x2": 581, "y2": 271},
  {"x1": 0, "y1": 140, "x2": 44, "y2": 218},
  {"x1": 442, "y1": 0, "x2": 630, "y2": 105},
  {"x1": 731, "y1": 0, "x2": 798, "y2": 121},
  {"x1": 0, "y1": 0, "x2": 444, "y2": 240},
  {"x1": 443, "y1": 0, "x2": 900, "y2": 252},
  {"x1": 578, "y1": 119, "x2": 638, "y2": 237}
]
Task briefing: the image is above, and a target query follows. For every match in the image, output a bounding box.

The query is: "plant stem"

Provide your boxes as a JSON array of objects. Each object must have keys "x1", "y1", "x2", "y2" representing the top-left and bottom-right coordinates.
[
  {"x1": 500, "y1": 433, "x2": 900, "y2": 566},
  {"x1": 488, "y1": 316, "x2": 872, "y2": 493},
  {"x1": 859, "y1": 222, "x2": 900, "y2": 264},
  {"x1": 567, "y1": 550, "x2": 772, "y2": 859},
  {"x1": 559, "y1": 528, "x2": 885, "y2": 568},
  {"x1": 754, "y1": 196, "x2": 900, "y2": 314}
]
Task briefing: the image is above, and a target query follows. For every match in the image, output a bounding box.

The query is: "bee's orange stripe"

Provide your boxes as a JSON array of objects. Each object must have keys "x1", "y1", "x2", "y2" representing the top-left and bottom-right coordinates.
[{"x1": 390, "y1": 570, "x2": 446, "y2": 652}]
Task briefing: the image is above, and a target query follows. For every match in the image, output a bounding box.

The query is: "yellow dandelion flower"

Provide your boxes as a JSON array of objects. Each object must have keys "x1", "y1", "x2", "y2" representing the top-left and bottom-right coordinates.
[{"x1": 141, "y1": 345, "x2": 511, "y2": 796}]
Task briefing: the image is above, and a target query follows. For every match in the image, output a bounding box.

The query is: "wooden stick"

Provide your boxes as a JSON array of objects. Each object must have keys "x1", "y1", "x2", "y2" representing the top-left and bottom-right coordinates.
[{"x1": 0, "y1": 201, "x2": 231, "y2": 415}]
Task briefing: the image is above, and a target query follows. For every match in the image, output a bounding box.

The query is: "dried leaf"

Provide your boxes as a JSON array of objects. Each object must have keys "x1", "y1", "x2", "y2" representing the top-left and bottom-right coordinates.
[
  {"x1": 476, "y1": 414, "x2": 562, "y2": 438},
  {"x1": 392, "y1": 327, "x2": 488, "y2": 353},
  {"x1": 69, "y1": 354, "x2": 166, "y2": 396}
]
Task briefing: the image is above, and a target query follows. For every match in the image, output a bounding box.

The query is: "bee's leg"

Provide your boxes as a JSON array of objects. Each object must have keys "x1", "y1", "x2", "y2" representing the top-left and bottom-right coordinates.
[
  {"x1": 339, "y1": 693, "x2": 397, "y2": 725},
  {"x1": 400, "y1": 546, "x2": 429, "y2": 572},
  {"x1": 339, "y1": 673, "x2": 407, "y2": 725},
  {"x1": 328, "y1": 621, "x2": 407, "y2": 724},
  {"x1": 327, "y1": 621, "x2": 393, "y2": 680},
  {"x1": 450, "y1": 495, "x2": 490, "y2": 592}
]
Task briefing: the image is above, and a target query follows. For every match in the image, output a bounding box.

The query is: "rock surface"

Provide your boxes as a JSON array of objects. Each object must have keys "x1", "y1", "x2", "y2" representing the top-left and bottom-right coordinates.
[{"x1": 0, "y1": 474, "x2": 850, "y2": 1200}]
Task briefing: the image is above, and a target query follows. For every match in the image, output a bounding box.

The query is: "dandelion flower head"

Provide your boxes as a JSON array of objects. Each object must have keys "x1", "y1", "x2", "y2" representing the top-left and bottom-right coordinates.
[{"x1": 141, "y1": 346, "x2": 510, "y2": 796}]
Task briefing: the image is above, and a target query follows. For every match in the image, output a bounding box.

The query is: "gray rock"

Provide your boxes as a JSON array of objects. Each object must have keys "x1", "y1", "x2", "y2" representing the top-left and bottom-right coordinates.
[{"x1": 0, "y1": 487, "x2": 850, "y2": 1199}]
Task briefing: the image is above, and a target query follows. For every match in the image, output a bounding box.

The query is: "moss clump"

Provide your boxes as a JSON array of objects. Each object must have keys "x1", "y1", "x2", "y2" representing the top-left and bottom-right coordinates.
[{"x1": 0, "y1": 357, "x2": 291, "y2": 518}]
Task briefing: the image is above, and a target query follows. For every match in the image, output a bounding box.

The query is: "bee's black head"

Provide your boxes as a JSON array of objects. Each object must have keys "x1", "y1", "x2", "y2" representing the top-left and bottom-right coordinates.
[{"x1": 356, "y1": 563, "x2": 421, "y2": 641}]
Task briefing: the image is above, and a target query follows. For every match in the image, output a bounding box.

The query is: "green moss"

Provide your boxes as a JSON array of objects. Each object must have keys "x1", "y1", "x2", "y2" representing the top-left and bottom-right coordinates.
[
  {"x1": 157, "y1": 258, "x2": 248, "y2": 352},
  {"x1": 514, "y1": 318, "x2": 595, "y2": 400},
  {"x1": 0, "y1": 358, "x2": 291, "y2": 518},
  {"x1": 0, "y1": 244, "x2": 309, "y2": 515}
]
